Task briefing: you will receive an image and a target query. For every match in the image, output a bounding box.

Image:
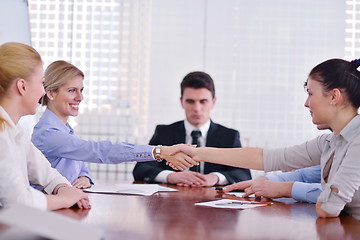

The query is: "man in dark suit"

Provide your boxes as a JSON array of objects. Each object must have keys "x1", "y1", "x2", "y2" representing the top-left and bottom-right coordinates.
[{"x1": 133, "y1": 71, "x2": 251, "y2": 186}]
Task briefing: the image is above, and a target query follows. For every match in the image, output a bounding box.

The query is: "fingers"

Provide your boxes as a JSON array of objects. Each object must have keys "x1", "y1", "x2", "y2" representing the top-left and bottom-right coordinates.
[
  {"x1": 243, "y1": 186, "x2": 263, "y2": 199},
  {"x1": 186, "y1": 175, "x2": 206, "y2": 186},
  {"x1": 168, "y1": 144, "x2": 184, "y2": 156},
  {"x1": 72, "y1": 181, "x2": 83, "y2": 189},
  {"x1": 168, "y1": 172, "x2": 206, "y2": 186},
  {"x1": 169, "y1": 144, "x2": 195, "y2": 157},
  {"x1": 166, "y1": 162, "x2": 179, "y2": 170},
  {"x1": 242, "y1": 187, "x2": 253, "y2": 198},
  {"x1": 223, "y1": 180, "x2": 252, "y2": 193},
  {"x1": 177, "y1": 181, "x2": 202, "y2": 187},
  {"x1": 172, "y1": 160, "x2": 188, "y2": 171},
  {"x1": 191, "y1": 172, "x2": 207, "y2": 182},
  {"x1": 168, "y1": 152, "x2": 197, "y2": 171},
  {"x1": 72, "y1": 177, "x2": 91, "y2": 189},
  {"x1": 76, "y1": 198, "x2": 91, "y2": 209},
  {"x1": 184, "y1": 154, "x2": 198, "y2": 166}
]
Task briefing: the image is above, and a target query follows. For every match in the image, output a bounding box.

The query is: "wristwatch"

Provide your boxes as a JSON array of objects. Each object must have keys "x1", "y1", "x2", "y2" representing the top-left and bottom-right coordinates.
[{"x1": 154, "y1": 145, "x2": 163, "y2": 162}]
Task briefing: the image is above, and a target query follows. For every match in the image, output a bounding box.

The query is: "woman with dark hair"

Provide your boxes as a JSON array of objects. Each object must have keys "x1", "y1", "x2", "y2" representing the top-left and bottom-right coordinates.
[{"x1": 173, "y1": 58, "x2": 360, "y2": 219}]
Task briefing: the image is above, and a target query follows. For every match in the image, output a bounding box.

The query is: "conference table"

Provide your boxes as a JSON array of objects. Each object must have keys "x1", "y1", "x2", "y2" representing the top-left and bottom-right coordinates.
[{"x1": 51, "y1": 183, "x2": 360, "y2": 240}]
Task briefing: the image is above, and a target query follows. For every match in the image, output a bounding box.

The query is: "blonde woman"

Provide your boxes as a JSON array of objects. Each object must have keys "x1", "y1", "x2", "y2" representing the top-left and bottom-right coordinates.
[
  {"x1": 31, "y1": 60, "x2": 195, "y2": 188},
  {"x1": 0, "y1": 42, "x2": 90, "y2": 210}
]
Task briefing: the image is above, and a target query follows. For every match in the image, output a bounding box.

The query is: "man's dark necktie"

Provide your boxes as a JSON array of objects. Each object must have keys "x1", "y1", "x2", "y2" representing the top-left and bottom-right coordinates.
[{"x1": 190, "y1": 130, "x2": 202, "y2": 172}]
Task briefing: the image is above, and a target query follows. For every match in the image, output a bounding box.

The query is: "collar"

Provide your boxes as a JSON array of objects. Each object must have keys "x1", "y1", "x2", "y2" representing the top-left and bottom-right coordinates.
[
  {"x1": 338, "y1": 114, "x2": 360, "y2": 143},
  {"x1": 42, "y1": 108, "x2": 74, "y2": 134},
  {"x1": 0, "y1": 106, "x2": 23, "y2": 135},
  {"x1": 184, "y1": 119, "x2": 211, "y2": 138},
  {"x1": 325, "y1": 114, "x2": 360, "y2": 147}
]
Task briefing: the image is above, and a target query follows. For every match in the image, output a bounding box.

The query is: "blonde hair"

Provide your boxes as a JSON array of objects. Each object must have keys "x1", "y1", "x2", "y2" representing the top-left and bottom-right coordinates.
[
  {"x1": 41, "y1": 60, "x2": 84, "y2": 106},
  {"x1": 0, "y1": 42, "x2": 42, "y2": 130}
]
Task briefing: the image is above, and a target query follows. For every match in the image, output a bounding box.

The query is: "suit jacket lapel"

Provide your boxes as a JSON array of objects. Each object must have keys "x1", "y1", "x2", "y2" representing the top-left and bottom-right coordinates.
[
  {"x1": 206, "y1": 121, "x2": 218, "y2": 147},
  {"x1": 175, "y1": 121, "x2": 186, "y2": 144}
]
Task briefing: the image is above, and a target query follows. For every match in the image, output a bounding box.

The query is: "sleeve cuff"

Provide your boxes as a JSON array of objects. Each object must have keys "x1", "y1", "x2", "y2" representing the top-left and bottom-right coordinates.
[
  {"x1": 30, "y1": 188, "x2": 48, "y2": 210},
  {"x1": 266, "y1": 174, "x2": 283, "y2": 182},
  {"x1": 318, "y1": 185, "x2": 345, "y2": 215},
  {"x1": 154, "y1": 170, "x2": 174, "y2": 183},
  {"x1": 43, "y1": 176, "x2": 70, "y2": 195},
  {"x1": 292, "y1": 182, "x2": 311, "y2": 203},
  {"x1": 80, "y1": 175, "x2": 94, "y2": 185},
  {"x1": 212, "y1": 172, "x2": 228, "y2": 185}
]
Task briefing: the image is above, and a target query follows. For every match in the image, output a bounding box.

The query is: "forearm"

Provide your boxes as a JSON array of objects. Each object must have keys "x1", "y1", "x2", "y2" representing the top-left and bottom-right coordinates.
[
  {"x1": 280, "y1": 181, "x2": 294, "y2": 198},
  {"x1": 47, "y1": 184, "x2": 71, "y2": 210},
  {"x1": 194, "y1": 147, "x2": 264, "y2": 170},
  {"x1": 46, "y1": 194, "x2": 69, "y2": 211}
]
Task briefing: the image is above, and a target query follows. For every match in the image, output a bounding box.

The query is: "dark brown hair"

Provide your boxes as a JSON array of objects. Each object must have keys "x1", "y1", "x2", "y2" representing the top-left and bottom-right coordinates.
[
  {"x1": 180, "y1": 71, "x2": 215, "y2": 98},
  {"x1": 306, "y1": 58, "x2": 360, "y2": 109}
]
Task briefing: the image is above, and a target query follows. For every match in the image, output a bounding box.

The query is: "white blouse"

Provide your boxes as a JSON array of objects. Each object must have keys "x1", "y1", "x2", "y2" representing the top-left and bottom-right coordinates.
[{"x1": 0, "y1": 107, "x2": 70, "y2": 210}]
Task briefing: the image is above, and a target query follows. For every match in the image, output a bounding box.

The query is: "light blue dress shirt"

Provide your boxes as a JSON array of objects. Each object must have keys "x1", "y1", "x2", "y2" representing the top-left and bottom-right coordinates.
[
  {"x1": 31, "y1": 109, "x2": 155, "y2": 184},
  {"x1": 267, "y1": 165, "x2": 322, "y2": 203}
]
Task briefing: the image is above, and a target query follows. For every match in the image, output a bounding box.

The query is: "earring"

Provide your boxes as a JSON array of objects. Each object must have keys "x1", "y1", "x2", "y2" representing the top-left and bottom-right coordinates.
[
  {"x1": 330, "y1": 101, "x2": 333, "y2": 105},
  {"x1": 49, "y1": 97, "x2": 54, "y2": 100}
]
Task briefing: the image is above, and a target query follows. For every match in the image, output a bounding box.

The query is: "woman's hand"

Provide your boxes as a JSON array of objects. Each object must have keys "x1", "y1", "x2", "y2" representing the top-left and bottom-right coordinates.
[
  {"x1": 48, "y1": 184, "x2": 91, "y2": 210},
  {"x1": 57, "y1": 186, "x2": 91, "y2": 209},
  {"x1": 160, "y1": 144, "x2": 198, "y2": 171},
  {"x1": 224, "y1": 177, "x2": 293, "y2": 199},
  {"x1": 72, "y1": 176, "x2": 91, "y2": 189}
]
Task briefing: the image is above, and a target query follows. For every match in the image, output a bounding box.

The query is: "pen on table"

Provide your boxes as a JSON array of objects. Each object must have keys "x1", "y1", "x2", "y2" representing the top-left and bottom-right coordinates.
[
  {"x1": 214, "y1": 187, "x2": 243, "y2": 192},
  {"x1": 215, "y1": 201, "x2": 273, "y2": 206}
]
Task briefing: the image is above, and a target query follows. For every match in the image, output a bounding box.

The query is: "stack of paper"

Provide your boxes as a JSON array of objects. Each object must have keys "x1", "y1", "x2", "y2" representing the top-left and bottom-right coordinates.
[{"x1": 84, "y1": 184, "x2": 178, "y2": 196}]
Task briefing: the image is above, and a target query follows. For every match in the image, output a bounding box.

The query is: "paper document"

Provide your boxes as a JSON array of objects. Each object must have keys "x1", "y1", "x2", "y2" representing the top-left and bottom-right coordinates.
[
  {"x1": 84, "y1": 184, "x2": 178, "y2": 196},
  {"x1": 195, "y1": 199, "x2": 272, "y2": 209},
  {"x1": 0, "y1": 204, "x2": 103, "y2": 240}
]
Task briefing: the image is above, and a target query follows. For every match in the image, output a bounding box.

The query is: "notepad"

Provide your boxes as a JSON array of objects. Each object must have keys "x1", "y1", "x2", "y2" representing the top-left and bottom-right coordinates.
[{"x1": 84, "y1": 184, "x2": 178, "y2": 196}]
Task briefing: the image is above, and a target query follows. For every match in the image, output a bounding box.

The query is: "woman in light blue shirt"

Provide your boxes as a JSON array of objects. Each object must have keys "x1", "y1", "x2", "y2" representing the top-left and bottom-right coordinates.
[{"x1": 31, "y1": 60, "x2": 195, "y2": 189}]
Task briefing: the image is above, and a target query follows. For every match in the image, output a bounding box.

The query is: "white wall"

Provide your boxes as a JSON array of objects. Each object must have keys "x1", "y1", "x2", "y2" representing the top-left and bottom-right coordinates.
[
  {"x1": 148, "y1": 0, "x2": 343, "y2": 149},
  {"x1": 0, "y1": 0, "x2": 36, "y2": 138}
]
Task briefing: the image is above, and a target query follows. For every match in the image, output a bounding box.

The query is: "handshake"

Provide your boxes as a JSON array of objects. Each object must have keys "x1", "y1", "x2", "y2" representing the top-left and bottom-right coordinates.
[{"x1": 159, "y1": 144, "x2": 199, "y2": 170}]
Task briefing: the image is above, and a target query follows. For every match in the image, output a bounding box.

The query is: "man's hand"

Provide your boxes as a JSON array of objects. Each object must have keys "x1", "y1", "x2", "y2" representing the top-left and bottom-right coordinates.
[
  {"x1": 202, "y1": 173, "x2": 219, "y2": 187},
  {"x1": 161, "y1": 144, "x2": 198, "y2": 170},
  {"x1": 168, "y1": 172, "x2": 205, "y2": 186},
  {"x1": 224, "y1": 177, "x2": 294, "y2": 199},
  {"x1": 72, "y1": 176, "x2": 91, "y2": 189},
  {"x1": 167, "y1": 172, "x2": 219, "y2": 187}
]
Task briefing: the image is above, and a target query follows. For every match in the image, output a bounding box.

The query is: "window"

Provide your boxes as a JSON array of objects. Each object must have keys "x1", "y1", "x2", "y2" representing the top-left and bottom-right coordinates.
[{"x1": 29, "y1": 0, "x2": 350, "y2": 181}]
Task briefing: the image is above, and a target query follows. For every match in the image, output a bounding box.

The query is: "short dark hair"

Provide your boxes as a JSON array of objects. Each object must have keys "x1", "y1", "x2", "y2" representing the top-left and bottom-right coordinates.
[
  {"x1": 180, "y1": 71, "x2": 215, "y2": 98},
  {"x1": 306, "y1": 58, "x2": 360, "y2": 109}
]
